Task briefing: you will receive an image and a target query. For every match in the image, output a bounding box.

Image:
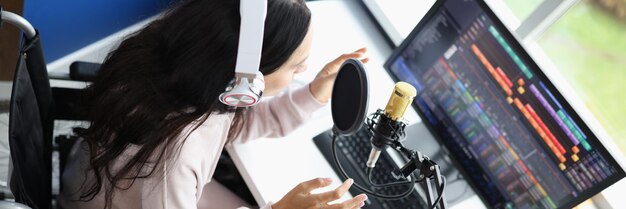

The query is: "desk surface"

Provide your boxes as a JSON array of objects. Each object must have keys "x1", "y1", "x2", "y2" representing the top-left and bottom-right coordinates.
[{"x1": 226, "y1": 1, "x2": 486, "y2": 208}]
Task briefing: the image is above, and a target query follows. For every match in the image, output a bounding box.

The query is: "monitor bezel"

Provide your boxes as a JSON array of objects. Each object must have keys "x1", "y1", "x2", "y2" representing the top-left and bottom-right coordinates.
[{"x1": 382, "y1": 0, "x2": 626, "y2": 208}]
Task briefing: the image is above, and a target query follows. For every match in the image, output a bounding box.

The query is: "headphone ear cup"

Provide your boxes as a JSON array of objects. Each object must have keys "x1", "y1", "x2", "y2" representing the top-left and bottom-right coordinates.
[{"x1": 219, "y1": 72, "x2": 264, "y2": 107}]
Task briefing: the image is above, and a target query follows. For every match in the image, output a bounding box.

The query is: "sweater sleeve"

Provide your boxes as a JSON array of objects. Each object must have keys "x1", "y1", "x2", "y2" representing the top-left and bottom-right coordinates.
[
  {"x1": 237, "y1": 203, "x2": 273, "y2": 209},
  {"x1": 141, "y1": 122, "x2": 224, "y2": 209},
  {"x1": 259, "y1": 203, "x2": 273, "y2": 209},
  {"x1": 140, "y1": 147, "x2": 202, "y2": 209},
  {"x1": 230, "y1": 85, "x2": 326, "y2": 144}
]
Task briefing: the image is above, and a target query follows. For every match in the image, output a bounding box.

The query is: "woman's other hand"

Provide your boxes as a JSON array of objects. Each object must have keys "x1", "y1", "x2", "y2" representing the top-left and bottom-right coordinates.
[
  {"x1": 272, "y1": 178, "x2": 368, "y2": 209},
  {"x1": 309, "y1": 48, "x2": 369, "y2": 103}
]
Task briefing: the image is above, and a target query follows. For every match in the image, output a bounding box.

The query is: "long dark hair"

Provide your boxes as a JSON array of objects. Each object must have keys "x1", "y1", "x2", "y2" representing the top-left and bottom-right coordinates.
[{"x1": 74, "y1": 0, "x2": 311, "y2": 208}]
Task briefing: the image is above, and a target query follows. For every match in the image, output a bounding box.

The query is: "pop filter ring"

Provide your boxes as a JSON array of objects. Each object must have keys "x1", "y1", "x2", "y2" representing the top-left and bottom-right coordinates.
[{"x1": 331, "y1": 58, "x2": 369, "y2": 136}]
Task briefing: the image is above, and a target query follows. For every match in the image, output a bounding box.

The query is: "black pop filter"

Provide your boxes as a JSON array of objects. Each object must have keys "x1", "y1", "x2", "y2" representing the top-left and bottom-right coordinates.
[{"x1": 331, "y1": 58, "x2": 369, "y2": 136}]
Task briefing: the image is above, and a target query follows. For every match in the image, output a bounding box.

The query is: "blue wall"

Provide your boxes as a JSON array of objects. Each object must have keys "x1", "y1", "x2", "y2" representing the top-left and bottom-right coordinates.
[{"x1": 24, "y1": 0, "x2": 174, "y2": 63}]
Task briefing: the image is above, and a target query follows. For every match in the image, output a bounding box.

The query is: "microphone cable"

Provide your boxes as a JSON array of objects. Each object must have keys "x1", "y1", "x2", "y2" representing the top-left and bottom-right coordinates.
[
  {"x1": 332, "y1": 133, "x2": 415, "y2": 200},
  {"x1": 366, "y1": 167, "x2": 416, "y2": 187},
  {"x1": 366, "y1": 167, "x2": 447, "y2": 209}
]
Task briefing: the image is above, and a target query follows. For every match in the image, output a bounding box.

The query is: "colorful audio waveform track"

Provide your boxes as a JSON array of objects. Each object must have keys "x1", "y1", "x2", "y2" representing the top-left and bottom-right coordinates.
[
  {"x1": 468, "y1": 40, "x2": 588, "y2": 172},
  {"x1": 529, "y1": 84, "x2": 579, "y2": 146},
  {"x1": 471, "y1": 44, "x2": 513, "y2": 96},
  {"x1": 488, "y1": 26, "x2": 533, "y2": 80},
  {"x1": 435, "y1": 50, "x2": 556, "y2": 207},
  {"x1": 538, "y1": 83, "x2": 591, "y2": 151},
  {"x1": 468, "y1": 27, "x2": 617, "y2": 206},
  {"x1": 481, "y1": 23, "x2": 615, "y2": 206}
]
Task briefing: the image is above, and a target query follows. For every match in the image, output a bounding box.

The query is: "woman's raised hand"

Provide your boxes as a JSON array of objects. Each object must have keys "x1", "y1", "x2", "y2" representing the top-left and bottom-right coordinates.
[{"x1": 309, "y1": 48, "x2": 369, "y2": 103}]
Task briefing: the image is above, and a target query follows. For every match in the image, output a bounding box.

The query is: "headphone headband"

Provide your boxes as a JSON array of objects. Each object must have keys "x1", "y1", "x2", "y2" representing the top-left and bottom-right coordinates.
[{"x1": 235, "y1": 0, "x2": 267, "y2": 76}]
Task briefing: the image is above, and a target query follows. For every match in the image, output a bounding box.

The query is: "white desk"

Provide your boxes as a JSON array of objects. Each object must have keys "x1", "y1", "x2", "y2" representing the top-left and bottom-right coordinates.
[{"x1": 226, "y1": 1, "x2": 485, "y2": 208}]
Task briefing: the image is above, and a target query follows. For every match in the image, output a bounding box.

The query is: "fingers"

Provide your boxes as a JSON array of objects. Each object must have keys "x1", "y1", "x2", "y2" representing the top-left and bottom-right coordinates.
[
  {"x1": 342, "y1": 47, "x2": 366, "y2": 54},
  {"x1": 326, "y1": 194, "x2": 368, "y2": 209},
  {"x1": 297, "y1": 177, "x2": 333, "y2": 193},
  {"x1": 329, "y1": 47, "x2": 369, "y2": 67},
  {"x1": 330, "y1": 53, "x2": 363, "y2": 67},
  {"x1": 312, "y1": 179, "x2": 353, "y2": 202},
  {"x1": 354, "y1": 47, "x2": 367, "y2": 54},
  {"x1": 354, "y1": 47, "x2": 368, "y2": 64},
  {"x1": 347, "y1": 194, "x2": 368, "y2": 209}
]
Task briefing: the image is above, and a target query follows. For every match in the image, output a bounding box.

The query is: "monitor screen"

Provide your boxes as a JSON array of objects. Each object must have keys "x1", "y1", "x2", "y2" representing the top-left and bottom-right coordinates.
[{"x1": 384, "y1": 0, "x2": 625, "y2": 208}]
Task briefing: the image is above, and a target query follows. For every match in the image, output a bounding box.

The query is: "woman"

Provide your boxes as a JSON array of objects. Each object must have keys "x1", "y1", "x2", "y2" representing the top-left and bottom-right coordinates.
[{"x1": 59, "y1": 0, "x2": 369, "y2": 208}]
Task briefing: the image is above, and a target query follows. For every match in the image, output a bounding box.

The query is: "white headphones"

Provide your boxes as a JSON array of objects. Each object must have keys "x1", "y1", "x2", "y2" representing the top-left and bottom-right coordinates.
[{"x1": 219, "y1": 0, "x2": 268, "y2": 107}]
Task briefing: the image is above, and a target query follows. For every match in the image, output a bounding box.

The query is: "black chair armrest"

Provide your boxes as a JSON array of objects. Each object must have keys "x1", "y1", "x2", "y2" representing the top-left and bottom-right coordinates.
[{"x1": 69, "y1": 61, "x2": 101, "y2": 82}]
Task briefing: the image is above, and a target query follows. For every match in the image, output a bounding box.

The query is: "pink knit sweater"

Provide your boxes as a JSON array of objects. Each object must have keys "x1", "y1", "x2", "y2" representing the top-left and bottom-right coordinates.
[{"x1": 59, "y1": 86, "x2": 325, "y2": 209}]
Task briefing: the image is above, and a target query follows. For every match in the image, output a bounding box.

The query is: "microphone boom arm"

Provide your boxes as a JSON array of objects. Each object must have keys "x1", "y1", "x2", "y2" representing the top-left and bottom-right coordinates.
[{"x1": 390, "y1": 140, "x2": 447, "y2": 209}]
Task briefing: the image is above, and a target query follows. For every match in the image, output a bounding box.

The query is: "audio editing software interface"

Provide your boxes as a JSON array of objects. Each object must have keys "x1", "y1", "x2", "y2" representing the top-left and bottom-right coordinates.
[{"x1": 386, "y1": 0, "x2": 624, "y2": 208}]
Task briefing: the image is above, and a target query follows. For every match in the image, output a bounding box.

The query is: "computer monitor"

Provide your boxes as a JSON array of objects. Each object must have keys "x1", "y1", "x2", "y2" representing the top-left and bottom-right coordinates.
[{"x1": 383, "y1": 0, "x2": 626, "y2": 208}]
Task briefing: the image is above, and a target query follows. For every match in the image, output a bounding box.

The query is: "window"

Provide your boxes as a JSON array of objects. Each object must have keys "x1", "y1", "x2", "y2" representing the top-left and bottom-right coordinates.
[
  {"x1": 504, "y1": 0, "x2": 544, "y2": 21},
  {"x1": 537, "y1": 0, "x2": 626, "y2": 155}
]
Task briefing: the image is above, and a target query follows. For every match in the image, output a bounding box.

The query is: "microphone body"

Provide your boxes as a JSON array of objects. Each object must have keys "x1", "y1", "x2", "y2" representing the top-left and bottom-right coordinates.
[{"x1": 366, "y1": 82, "x2": 416, "y2": 168}]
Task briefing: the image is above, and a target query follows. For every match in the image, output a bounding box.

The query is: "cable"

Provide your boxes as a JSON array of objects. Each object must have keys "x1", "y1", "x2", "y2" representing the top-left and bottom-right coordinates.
[
  {"x1": 331, "y1": 134, "x2": 415, "y2": 200},
  {"x1": 364, "y1": 155, "x2": 447, "y2": 209},
  {"x1": 428, "y1": 175, "x2": 446, "y2": 209},
  {"x1": 366, "y1": 166, "x2": 447, "y2": 209},
  {"x1": 366, "y1": 167, "x2": 420, "y2": 187},
  {"x1": 366, "y1": 166, "x2": 446, "y2": 209}
]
